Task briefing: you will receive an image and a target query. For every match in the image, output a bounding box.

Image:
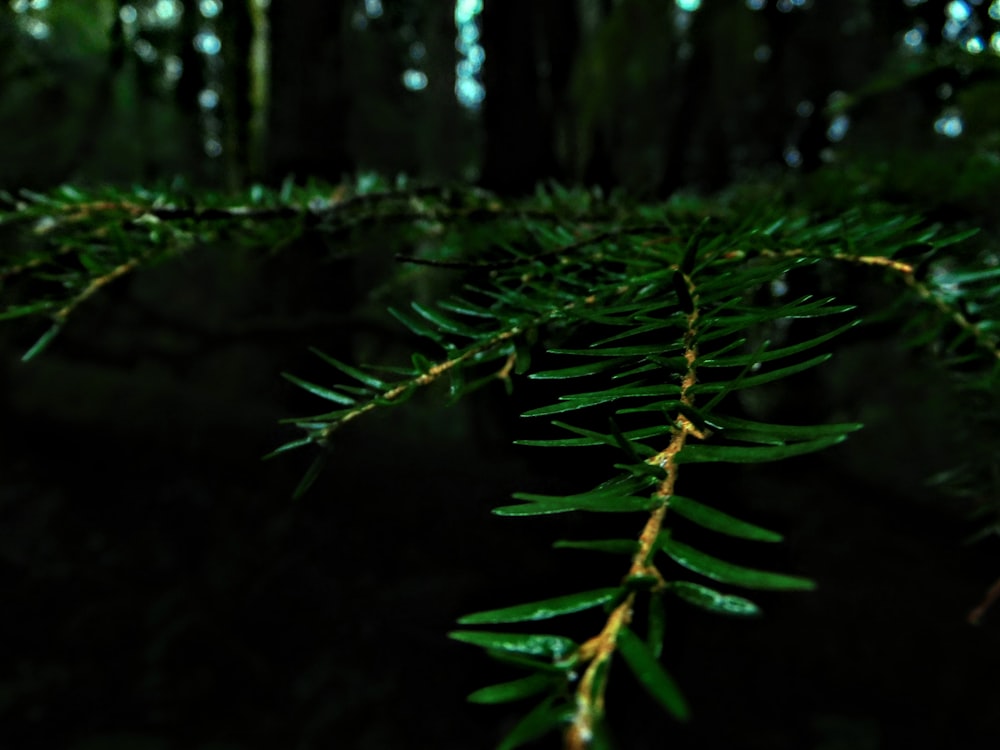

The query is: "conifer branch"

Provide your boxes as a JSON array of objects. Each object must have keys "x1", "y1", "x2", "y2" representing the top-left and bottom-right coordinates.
[
  {"x1": 53, "y1": 258, "x2": 141, "y2": 323},
  {"x1": 566, "y1": 270, "x2": 702, "y2": 748},
  {"x1": 760, "y1": 245, "x2": 999, "y2": 360}
]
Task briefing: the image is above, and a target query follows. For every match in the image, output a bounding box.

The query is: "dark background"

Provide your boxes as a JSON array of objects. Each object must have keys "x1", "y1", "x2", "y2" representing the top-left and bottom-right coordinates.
[{"x1": 2, "y1": 1, "x2": 1000, "y2": 749}]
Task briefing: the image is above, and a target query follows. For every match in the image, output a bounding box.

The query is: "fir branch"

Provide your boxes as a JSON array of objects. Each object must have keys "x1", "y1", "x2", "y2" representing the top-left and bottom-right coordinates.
[{"x1": 565, "y1": 269, "x2": 703, "y2": 748}]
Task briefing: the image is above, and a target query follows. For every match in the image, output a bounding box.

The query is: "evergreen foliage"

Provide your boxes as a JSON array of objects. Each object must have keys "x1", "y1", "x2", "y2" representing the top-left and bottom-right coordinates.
[{"x1": 2, "y1": 174, "x2": 998, "y2": 748}]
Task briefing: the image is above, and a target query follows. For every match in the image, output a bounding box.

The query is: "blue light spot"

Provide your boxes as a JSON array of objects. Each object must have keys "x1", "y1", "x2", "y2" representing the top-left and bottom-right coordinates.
[
  {"x1": 675, "y1": 0, "x2": 701, "y2": 11},
  {"x1": 120, "y1": 5, "x2": 138, "y2": 24},
  {"x1": 991, "y1": 0, "x2": 1000, "y2": 21},
  {"x1": 455, "y1": 0, "x2": 483, "y2": 25},
  {"x1": 903, "y1": 27, "x2": 925, "y2": 49},
  {"x1": 783, "y1": 147, "x2": 803, "y2": 168},
  {"x1": 194, "y1": 31, "x2": 221, "y2": 55},
  {"x1": 796, "y1": 100, "x2": 814, "y2": 117},
  {"x1": 199, "y1": 0, "x2": 222, "y2": 19},
  {"x1": 409, "y1": 41, "x2": 426, "y2": 61},
  {"x1": 402, "y1": 69, "x2": 428, "y2": 91},
  {"x1": 198, "y1": 88, "x2": 219, "y2": 110},
  {"x1": 454, "y1": 0, "x2": 484, "y2": 111},
  {"x1": 965, "y1": 36, "x2": 985, "y2": 53},
  {"x1": 22, "y1": 17, "x2": 49, "y2": 39},
  {"x1": 746, "y1": 0, "x2": 766, "y2": 8},
  {"x1": 134, "y1": 38, "x2": 158, "y2": 62},
  {"x1": 827, "y1": 114, "x2": 850, "y2": 142},
  {"x1": 455, "y1": 78, "x2": 485, "y2": 109},
  {"x1": 992, "y1": 31, "x2": 1000, "y2": 54},
  {"x1": 459, "y1": 22, "x2": 479, "y2": 46},
  {"x1": 155, "y1": 0, "x2": 181, "y2": 22},
  {"x1": 365, "y1": 0, "x2": 383, "y2": 19},
  {"x1": 934, "y1": 110, "x2": 964, "y2": 137},
  {"x1": 947, "y1": 0, "x2": 972, "y2": 22},
  {"x1": 753, "y1": 44, "x2": 772, "y2": 62},
  {"x1": 163, "y1": 55, "x2": 183, "y2": 84}
]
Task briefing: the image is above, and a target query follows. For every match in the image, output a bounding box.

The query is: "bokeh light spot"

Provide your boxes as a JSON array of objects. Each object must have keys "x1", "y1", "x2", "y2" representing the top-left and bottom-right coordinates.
[
  {"x1": 402, "y1": 69, "x2": 428, "y2": 91},
  {"x1": 826, "y1": 114, "x2": 850, "y2": 142},
  {"x1": 194, "y1": 31, "x2": 222, "y2": 55},
  {"x1": 199, "y1": 0, "x2": 222, "y2": 19},
  {"x1": 934, "y1": 110, "x2": 964, "y2": 137}
]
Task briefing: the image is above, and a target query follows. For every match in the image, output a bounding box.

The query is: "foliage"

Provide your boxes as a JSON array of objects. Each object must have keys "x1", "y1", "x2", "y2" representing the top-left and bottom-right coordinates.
[{"x1": 2, "y1": 173, "x2": 998, "y2": 748}]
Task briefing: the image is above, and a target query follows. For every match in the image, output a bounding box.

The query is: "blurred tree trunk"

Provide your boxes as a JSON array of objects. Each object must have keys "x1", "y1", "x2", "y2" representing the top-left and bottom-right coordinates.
[
  {"x1": 267, "y1": 1, "x2": 353, "y2": 182},
  {"x1": 219, "y1": 0, "x2": 253, "y2": 189},
  {"x1": 479, "y1": 0, "x2": 578, "y2": 194}
]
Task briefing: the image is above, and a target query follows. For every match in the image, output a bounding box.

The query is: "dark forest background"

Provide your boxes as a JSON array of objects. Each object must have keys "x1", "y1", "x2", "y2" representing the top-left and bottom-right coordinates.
[{"x1": 2, "y1": 1, "x2": 1000, "y2": 749}]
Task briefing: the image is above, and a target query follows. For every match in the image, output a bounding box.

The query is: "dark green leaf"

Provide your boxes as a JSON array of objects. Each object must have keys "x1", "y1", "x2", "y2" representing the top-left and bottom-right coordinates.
[
  {"x1": 698, "y1": 320, "x2": 859, "y2": 367},
  {"x1": 514, "y1": 338, "x2": 532, "y2": 375},
  {"x1": 616, "y1": 627, "x2": 690, "y2": 721},
  {"x1": 553, "y1": 539, "x2": 638, "y2": 554},
  {"x1": 943, "y1": 266, "x2": 1000, "y2": 285},
  {"x1": 589, "y1": 315, "x2": 686, "y2": 347},
  {"x1": 281, "y1": 373, "x2": 356, "y2": 405},
  {"x1": 292, "y1": 451, "x2": 330, "y2": 500},
  {"x1": 448, "y1": 631, "x2": 577, "y2": 660},
  {"x1": 485, "y1": 649, "x2": 574, "y2": 674},
  {"x1": 672, "y1": 270, "x2": 694, "y2": 314},
  {"x1": 515, "y1": 421, "x2": 668, "y2": 452},
  {"x1": 681, "y1": 228, "x2": 701, "y2": 275},
  {"x1": 388, "y1": 306, "x2": 447, "y2": 344},
  {"x1": 22, "y1": 322, "x2": 62, "y2": 361},
  {"x1": 458, "y1": 588, "x2": 621, "y2": 625},
  {"x1": 669, "y1": 581, "x2": 761, "y2": 616},
  {"x1": 675, "y1": 434, "x2": 847, "y2": 464},
  {"x1": 309, "y1": 347, "x2": 386, "y2": 389},
  {"x1": 496, "y1": 696, "x2": 571, "y2": 750},
  {"x1": 692, "y1": 353, "x2": 832, "y2": 393},
  {"x1": 549, "y1": 342, "x2": 684, "y2": 358},
  {"x1": 521, "y1": 384, "x2": 682, "y2": 417},
  {"x1": 512, "y1": 436, "x2": 606, "y2": 448},
  {"x1": 261, "y1": 436, "x2": 314, "y2": 460},
  {"x1": 411, "y1": 352, "x2": 433, "y2": 373},
  {"x1": 0, "y1": 301, "x2": 58, "y2": 321},
  {"x1": 658, "y1": 535, "x2": 815, "y2": 591},
  {"x1": 494, "y1": 494, "x2": 658, "y2": 516},
  {"x1": 528, "y1": 359, "x2": 621, "y2": 380},
  {"x1": 930, "y1": 226, "x2": 979, "y2": 249},
  {"x1": 467, "y1": 673, "x2": 554, "y2": 704},
  {"x1": 705, "y1": 415, "x2": 863, "y2": 441},
  {"x1": 437, "y1": 296, "x2": 496, "y2": 318},
  {"x1": 614, "y1": 460, "x2": 667, "y2": 481},
  {"x1": 669, "y1": 496, "x2": 782, "y2": 542},
  {"x1": 411, "y1": 300, "x2": 481, "y2": 336}
]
